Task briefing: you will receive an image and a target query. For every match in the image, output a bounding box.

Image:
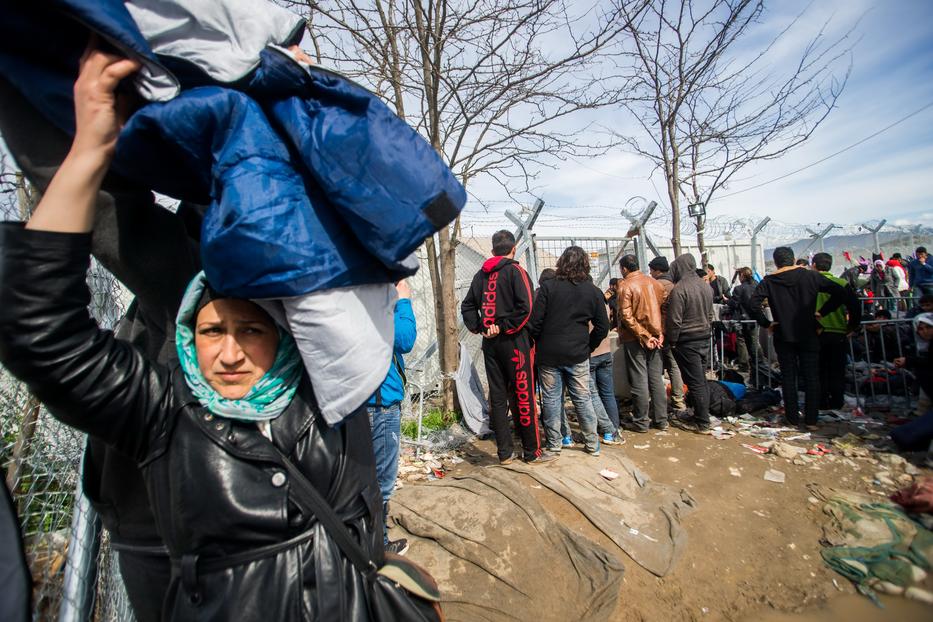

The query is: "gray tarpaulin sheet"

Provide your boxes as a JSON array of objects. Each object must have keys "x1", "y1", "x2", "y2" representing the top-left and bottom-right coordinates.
[
  {"x1": 504, "y1": 453, "x2": 697, "y2": 577},
  {"x1": 392, "y1": 451, "x2": 696, "y2": 620},
  {"x1": 454, "y1": 342, "x2": 491, "y2": 436}
]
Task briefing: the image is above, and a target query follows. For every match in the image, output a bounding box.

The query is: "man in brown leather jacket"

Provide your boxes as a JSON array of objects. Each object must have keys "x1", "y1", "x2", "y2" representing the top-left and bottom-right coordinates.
[{"x1": 616, "y1": 254, "x2": 669, "y2": 432}]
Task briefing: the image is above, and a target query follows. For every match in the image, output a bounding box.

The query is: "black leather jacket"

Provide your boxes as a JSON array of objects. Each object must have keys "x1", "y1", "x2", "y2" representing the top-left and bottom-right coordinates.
[{"x1": 0, "y1": 224, "x2": 384, "y2": 620}]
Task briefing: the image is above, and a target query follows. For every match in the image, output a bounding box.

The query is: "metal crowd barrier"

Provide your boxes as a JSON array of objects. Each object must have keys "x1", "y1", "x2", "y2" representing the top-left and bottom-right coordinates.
[
  {"x1": 708, "y1": 316, "x2": 920, "y2": 413},
  {"x1": 859, "y1": 295, "x2": 918, "y2": 319}
]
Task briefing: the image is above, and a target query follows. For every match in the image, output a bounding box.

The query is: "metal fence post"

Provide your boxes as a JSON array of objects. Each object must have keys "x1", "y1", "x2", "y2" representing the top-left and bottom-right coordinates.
[
  {"x1": 750, "y1": 217, "x2": 770, "y2": 276},
  {"x1": 59, "y1": 448, "x2": 101, "y2": 622}
]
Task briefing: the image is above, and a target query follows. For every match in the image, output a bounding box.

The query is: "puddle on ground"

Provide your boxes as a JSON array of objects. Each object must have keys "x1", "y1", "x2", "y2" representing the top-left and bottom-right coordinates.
[{"x1": 749, "y1": 594, "x2": 932, "y2": 621}]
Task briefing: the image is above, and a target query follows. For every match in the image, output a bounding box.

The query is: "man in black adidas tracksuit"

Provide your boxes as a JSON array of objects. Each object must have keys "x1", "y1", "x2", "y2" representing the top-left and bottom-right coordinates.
[{"x1": 461, "y1": 230, "x2": 551, "y2": 464}]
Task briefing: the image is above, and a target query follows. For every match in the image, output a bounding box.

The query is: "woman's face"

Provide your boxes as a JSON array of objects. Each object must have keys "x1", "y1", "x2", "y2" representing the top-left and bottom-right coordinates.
[
  {"x1": 194, "y1": 299, "x2": 279, "y2": 399},
  {"x1": 918, "y1": 322, "x2": 933, "y2": 342}
]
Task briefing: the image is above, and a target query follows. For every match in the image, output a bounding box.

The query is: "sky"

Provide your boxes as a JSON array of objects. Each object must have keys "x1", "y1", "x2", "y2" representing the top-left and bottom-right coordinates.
[{"x1": 461, "y1": 0, "x2": 933, "y2": 239}]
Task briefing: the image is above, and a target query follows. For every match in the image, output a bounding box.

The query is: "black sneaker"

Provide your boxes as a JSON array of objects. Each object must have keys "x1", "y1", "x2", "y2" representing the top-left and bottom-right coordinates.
[
  {"x1": 651, "y1": 420, "x2": 670, "y2": 431},
  {"x1": 673, "y1": 418, "x2": 711, "y2": 435},
  {"x1": 386, "y1": 538, "x2": 410, "y2": 556}
]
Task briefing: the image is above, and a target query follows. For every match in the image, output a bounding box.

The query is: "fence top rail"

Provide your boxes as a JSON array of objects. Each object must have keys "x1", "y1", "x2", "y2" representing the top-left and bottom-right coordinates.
[
  {"x1": 859, "y1": 318, "x2": 919, "y2": 325},
  {"x1": 723, "y1": 318, "x2": 916, "y2": 326},
  {"x1": 533, "y1": 236, "x2": 634, "y2": 242}
]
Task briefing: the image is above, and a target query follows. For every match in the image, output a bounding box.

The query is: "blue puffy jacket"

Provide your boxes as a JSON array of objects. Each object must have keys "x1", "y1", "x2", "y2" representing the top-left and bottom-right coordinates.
[
  {"x1": 0, "y1": 0, "x2": 466, "y2": 298},
  {"x1": 368, "y1": 299, "x2": 417, "y2": 408}
]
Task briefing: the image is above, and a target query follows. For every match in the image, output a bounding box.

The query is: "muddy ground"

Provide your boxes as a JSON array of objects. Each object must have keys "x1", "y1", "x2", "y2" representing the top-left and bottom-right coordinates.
[{"x1": 397, "y1": 419, "x2": 933, "y2": 621}]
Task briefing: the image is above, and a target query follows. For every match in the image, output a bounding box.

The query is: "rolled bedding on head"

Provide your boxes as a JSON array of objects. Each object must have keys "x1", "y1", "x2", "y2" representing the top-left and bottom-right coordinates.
[{"x1": 257, "y1": 283, "x2": 397, "y2": 425}]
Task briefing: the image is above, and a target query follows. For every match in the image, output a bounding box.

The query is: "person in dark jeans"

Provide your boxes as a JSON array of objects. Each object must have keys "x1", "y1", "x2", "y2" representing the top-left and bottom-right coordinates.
[
  {"x1": 529, "y1": 246, "x2": 611, "y2": 455},
  {"x1": 728, "y1": 267, "x2": 764, "y2": 374},
  {"x1": 367, "y1": 279, "x2": 416, "y2": 555},
  {"x1": 589, "y1": 332, "x2": 621, "y2": 437},
  {"x1": 665, "y1": 254, "x2": 714, "y2": 433},
  {"x1": 811, "y1": 253, "x2": 859, "y2": 411},
  {"x1": 750, "y1": 247, "x2": 859, "y2": 428},
  {"x1": 462, "y1": 230, "x2": 550, "y2": 464}
]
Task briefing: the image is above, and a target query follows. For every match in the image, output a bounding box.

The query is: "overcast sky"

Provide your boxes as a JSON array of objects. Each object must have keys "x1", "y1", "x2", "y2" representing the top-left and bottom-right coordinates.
[{"x1": 462, "y1": 0, "x2": 933, "y2": 237}]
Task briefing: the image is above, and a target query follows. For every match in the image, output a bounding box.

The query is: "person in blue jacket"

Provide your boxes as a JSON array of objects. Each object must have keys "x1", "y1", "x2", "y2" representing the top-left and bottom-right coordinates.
[{"x1": 368, "y1": 279, "x2": 417, "y2": 555}]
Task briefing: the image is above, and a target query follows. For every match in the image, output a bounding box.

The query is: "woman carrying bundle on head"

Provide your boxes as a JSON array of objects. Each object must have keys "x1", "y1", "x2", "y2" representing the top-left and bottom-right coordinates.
[{"x1": 0, "y1": 45, "x2": 440, "y2": 622}]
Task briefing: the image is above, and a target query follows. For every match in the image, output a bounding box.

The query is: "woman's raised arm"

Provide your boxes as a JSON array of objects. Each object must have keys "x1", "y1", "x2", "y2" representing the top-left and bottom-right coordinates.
[{"x1": 26, "y1": 42, "x2": 139, "y2": 233}]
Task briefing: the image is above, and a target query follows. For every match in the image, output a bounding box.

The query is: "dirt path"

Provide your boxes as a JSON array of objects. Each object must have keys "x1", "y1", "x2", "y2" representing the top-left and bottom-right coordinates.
[{"x1": 413, "y1": 425, "x2": 932, "y2": 621}]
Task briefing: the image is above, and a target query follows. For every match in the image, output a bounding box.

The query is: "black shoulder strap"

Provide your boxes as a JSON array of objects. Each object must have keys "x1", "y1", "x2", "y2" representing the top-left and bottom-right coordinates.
[{"x1": 269, "y1": 444, "x2": 377, "y2": 577}]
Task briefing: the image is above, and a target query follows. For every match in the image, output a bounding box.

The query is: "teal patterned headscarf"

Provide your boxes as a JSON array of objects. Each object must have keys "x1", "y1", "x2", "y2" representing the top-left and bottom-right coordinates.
[{"x1": 175, "y1": 272, "x2": 303, "y2": 421}]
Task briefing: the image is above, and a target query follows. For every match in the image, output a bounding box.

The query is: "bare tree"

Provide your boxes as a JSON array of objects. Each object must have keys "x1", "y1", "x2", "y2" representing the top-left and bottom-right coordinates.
[
  {"x1": 285, "y1": 0, "x2": 632, "y2": 410},
  {"x1": 616, "y1": 0, "x2": 853, "y2": 259}
]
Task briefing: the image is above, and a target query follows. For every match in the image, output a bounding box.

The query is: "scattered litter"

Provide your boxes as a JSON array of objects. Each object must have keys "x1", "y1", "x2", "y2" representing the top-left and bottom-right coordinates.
[
  {"x1": 633, "y1": 444, "x2": 650, "y2": 450},
  {"x1": 729, "y1": 467, "x2": 742, "y2": 478},
  {"x1": 785, "y1": 433, "x2": 811, "y2": 442},
  {"x1": 808, "y1": 496, "x2": 820, "y2": 505},
  {"x1": 807, "y1": 444, "x2": 832, "y2": 456},
  {"x1": 599, "y1": 469, "x2": 619, "y2": 480},
  {"x1": 764, "y1": 469, "x2": 786, "y2": 484},
  {"x1": 667, "y1": 456, "x2": 680, "y2": 463},
  {"x1": 742, "y1": 444, "x2": 769, "y2": 454},
  {"x1": 753, "y1": 510, "x2": 768, "y2": 518},
  {"x1": 711, "y1": 428, "x2": 735, "y2": 440},
  {"x1": 771, "y1": 442, "x2": 807, "y2": 460},
  {"x1": 788, "y1": 543, "x2": 796, "y2": 550}
]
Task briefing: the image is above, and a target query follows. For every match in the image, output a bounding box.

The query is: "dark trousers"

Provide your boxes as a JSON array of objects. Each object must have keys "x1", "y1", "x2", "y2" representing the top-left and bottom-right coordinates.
[
  {"x1": 773, "y1": 339, "x2": 820, "y2": 424},
  {"x1": 623, "y1": 341, "x2": 667, "y2": 429},
  {"x1": 672, "y1": 338, "x2": 710, "y2": 425},
  {"x1": 483, "y1": 332, "x2": 542, "y2": 461},
  {"x1": 818, "y1": 332, "x2": 848, "y2": 410}
]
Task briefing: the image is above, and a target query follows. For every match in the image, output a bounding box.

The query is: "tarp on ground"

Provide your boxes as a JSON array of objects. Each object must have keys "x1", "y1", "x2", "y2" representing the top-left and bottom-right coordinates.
[
  {"x1": 391, "y1": 451, "x2": 697, "y2": 620},
  {"x1": 503, "y1": 453, "x2": 697, "y2": 577}
]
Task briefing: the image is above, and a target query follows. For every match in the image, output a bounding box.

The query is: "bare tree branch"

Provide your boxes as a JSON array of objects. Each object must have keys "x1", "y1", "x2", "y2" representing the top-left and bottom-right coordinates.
[{"x1": 613, "y1": 0, "x2": 854, "y2": 257}]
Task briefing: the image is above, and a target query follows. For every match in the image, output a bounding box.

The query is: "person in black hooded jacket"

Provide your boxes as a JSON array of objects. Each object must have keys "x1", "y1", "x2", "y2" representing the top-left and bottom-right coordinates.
[
  {"x1": 461, "y1": 230, "x2": 547, "y2": 464},
  {"x1": 665, "y1": 254, "x2": 714, "y2": 433},
  {"x1": 750, "y1": 246, "x2": 860, "y2": 427}
]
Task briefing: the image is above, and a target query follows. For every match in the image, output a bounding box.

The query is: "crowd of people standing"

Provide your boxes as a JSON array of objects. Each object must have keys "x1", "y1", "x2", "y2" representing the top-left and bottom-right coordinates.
[{"x1": 462, "y1": 231, "x2": 933, "y2": 462}]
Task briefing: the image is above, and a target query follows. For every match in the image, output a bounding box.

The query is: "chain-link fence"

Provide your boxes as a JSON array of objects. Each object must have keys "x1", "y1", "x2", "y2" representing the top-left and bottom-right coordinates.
[{"x1": 0, "y1": 194, "x2": 135, "y2": 620}]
